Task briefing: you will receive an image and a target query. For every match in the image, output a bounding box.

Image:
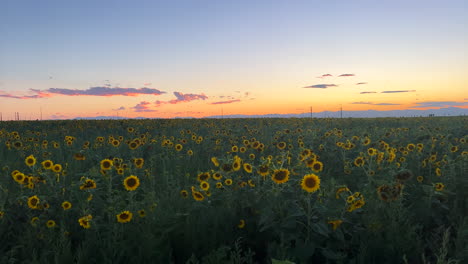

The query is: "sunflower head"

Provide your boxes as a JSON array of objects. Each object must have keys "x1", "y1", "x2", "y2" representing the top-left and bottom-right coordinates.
[
  {"x1": 301, "y1": 173, "x2": 320, "y2": 193},
  {"x1": 271, "y1": 169, "x2": 290, "y2": 184},
  {"x1": 25, "y1": 155, "x2": 37, "y2": 167},
  {"x1": 123, "y1": 175, "x2": 140, "y2": 191},
  {"x1": 116, "y1": 211, "x2": 133, "y2": 223}
]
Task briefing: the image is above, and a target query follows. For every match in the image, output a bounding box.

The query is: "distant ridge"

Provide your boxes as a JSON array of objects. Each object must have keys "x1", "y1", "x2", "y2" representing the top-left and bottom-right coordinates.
[{"x1": 68, "y1": 107, "x2": 467, "y2": 120}]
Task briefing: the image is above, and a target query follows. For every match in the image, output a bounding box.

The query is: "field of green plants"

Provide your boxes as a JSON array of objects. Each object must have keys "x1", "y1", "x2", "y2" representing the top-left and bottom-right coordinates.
[{"x1": 0, "y1": 117, "x2": 466, "y2": 263}]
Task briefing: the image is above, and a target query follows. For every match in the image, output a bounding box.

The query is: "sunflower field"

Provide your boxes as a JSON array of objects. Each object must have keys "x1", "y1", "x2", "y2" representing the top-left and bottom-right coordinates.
[{"x1": 0, "y1": 117, "x2": 467, "y2": 263}]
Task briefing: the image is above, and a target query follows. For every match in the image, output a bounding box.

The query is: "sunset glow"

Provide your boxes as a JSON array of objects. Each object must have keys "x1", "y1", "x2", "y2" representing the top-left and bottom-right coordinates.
[{"x1": 1, "y1": 0, "x2": 467, "y2": 120}]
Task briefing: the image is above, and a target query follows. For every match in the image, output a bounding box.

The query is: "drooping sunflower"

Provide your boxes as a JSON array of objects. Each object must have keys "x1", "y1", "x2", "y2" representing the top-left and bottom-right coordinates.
[
  {"x1": 354, "y1": 156, "x2": 365, "y2": 167},
  {"x1": 271, "y1": 168, "x2": 290, "y2": 184},
  {"x1": 46, "y1": 220, "x2": 56, "y2": 228},
  {"x1": 300, "y1": 173, "x2": 320, "y2": 193},
  {"x1": 25, "y1": 155, "x2": 37, "y2": 167},
  {"x1": 100, "y1": 159, "x2": 113, "y2": 170},
  {"x1": 116, "y1": 211, "x2": 133, "y2": 223},
  {"x1": 61, "y1": 201, "x2": 72, "y2": 210},
  {"x1": 416, "y1": 175, "x2": 424, "y2": 183},
  {"x1": 367, "y1": 148, "x2": 377, "y2": 156},
  {"x1": 133, "y1": 158, "x2": 144, "y2": 168},
  {"x1": 73, "y1": 153, "x2": 86, "y2": 161},
  {"x1": 80, "y1": 178, "x2": 97, "y2": 190},
  {"x1": 78, "y1": 215, "x2": 92, "y2": 229},
  {"x1": 238, "y1": 219, "x2": 246, "y2": 229},
  {"x1": 328, "y1": 220, "x2": 343, "y2": 231},
  {"x1": 435, "y1": 167, "x2": 442, "y2": 177},
  {"x1": 211, "y1": 157, "x2": 220, "y2": 167},
  {"x1": 27, "y1": 195, "x2": 40, "y2": 209},
  {"x1": 335, "y1": 186, "x2": 350, "y2": 199},
  {"x1": 434, "y1": 183, "x2": 444, "y2": 192},
  {"x1": 192, "y1": 191, "x2": 205, "y2": 201},
  {"x1": 123, "y1": 175, "x2": 140, "y2": 191},
  {"x1": 243, "y1": 163, "x2": 253, "y2": 173}
]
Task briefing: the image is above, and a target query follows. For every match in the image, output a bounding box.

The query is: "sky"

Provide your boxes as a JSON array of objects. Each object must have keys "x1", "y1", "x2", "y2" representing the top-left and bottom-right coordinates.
[{"x1": 1, "y1": 0, "x2": 467, "y2": 120}]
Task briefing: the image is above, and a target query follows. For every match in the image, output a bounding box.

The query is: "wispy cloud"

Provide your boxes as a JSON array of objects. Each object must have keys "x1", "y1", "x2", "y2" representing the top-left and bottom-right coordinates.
[
  {"x1": 317, "y1": 74, "x2": 332, "y2": 78},
  {"x1": 338, "y1": 73, "x2": 355, "y2": 77},
  {"x1": 211, "y1": 99, "x2": 241, "y2": 105},
  {"x1": 381, "y1": 90, "x2": 416, "y2": 93},
  {"x1": 0, "y1": 87, "x2": 166, "y2": 99},
  {"x1": 113, "y1": 106, "x2": 126, "y2": 111},
  {"x1": 356, "y1": 82, "x2": 367, "y2": 85},
  {"x1": 45, "y1": 87, "x2": 165, "y2": 97},
  {"x1": 410, "y1": 101, "x2": 468, "y2": 108},
  {"x1": 132, "y1": 101, "x2": 158, "y2": 112},
  {"x1": 351, "y1": 102, "x2": 401, "y2": 106},
  {"x1": 303, "y1": 84, "x2": 338, "y2": 89},
  {"x1": 360, "y1": 91, "x2": 377, "y2": 94}
]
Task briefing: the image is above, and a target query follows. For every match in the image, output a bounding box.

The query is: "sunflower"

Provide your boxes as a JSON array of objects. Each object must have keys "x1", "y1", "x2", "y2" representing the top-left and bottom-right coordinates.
[
  {"x1": 367, "y1": 148, "x2": 377, "y2": 156},
  {"x1": 123, "y1": 175, "x2": 140, "y2": 191},
  {"x1": 13, "y1": 172, "x2": 26, "y2": 184},
  {"x1": 232, "y1": 160, "x2": 241, "y2": 171},
  {"x1": 328, "y1": 220, "x2": 343, "y2": 231},
  {"x1": 73, "y1": 153, "x2": 86, "y2": 161},
  {"x1": 133, "y1": 158, "x2": 144, "y2": 168},
  {"x1": 212, "y1": 172, "x2": 222, "y2": 180},
  {"x1": 346, "y1": 195, "x2": 355, "y2": 204},
  {"x1": 175, "y1": 144, "x2": 183, "y2": 151},
  {"x1": 52, "y1": 164, "x2": 62, "y2": 173},
  {"x1": 311, "y1": 161, "x2": 323, "y2": 173},
  {"x1": 243, "y1": 163, "x2": 253, "y2": 173},
  {"x1": 277, "y1": 142, "x2": 287, "y2": 150},
  {"x1": 100, "y1": 159, "x2": 113, "y2": 170},
  {"x1": 27, "y1": 195, "x2": 40, "y2": 209},
  {"x1": 192, "y1": 191, "x2": 205, "y2": 201},
  {"x1": 271, "y1": 168, "x2": 290, "y2": 184},
  {"x1": 300, "y1": 174, "x2": 320, "y2": 193},
  {"x1": 335, "y1": 187, "x2": 350, "y2": 199},
  {"x1": 46, "y1": 220, "x2": 56, "y2": 228},
  {"x1": 116, "y1": 211, "x2": 133, "y2": 223},
  {"x1": 238, "y1": 219, "x2": 246, "y2": 229},
  {"x1": 187, "y1": 150, "x2": 193, "y2": 156},
  {"x1": 231, "y1": 145, "x2": 238, "y2": 152},
  {"x1": 416, "y1": 175, "x2": 424, "y2": 183},
  {"x1": 25, "y1": 155, "x2": 37, "y2": 167},
  {"x1": 78, "y1": 215, "x2": 92, "y2": 229},
  {"x1": 80, "y1": 178, "x2": 97, "y2": 190},
  {"x1": 435, "y1": 168, "x2": 442, "y2": 177},
  {"x1": 211, "y1": 157, "x2": 220, "y2": 167},
  {"x1": 129, "y1": 141, "x2": 139, "y2": 150},
  {"x1": 354, "y1": 156, "x2": 365, "y2": 167},
  {"x1": 197, "y1": 172, "x2": 211, "y2": 182},
  {"x1": 249, "y1": 153, "x2": 255, "y2": 160},
  {"x1": 200, "y1": 181, "x2": 210, "y2": 191},
  {"x1": 224, "y1": 178, "x2": 233, "y2": 186},
  {"x1": 30, "y1": 216, "x2": 39, "y2": 226},
  {"x1": 221, "y1": 163, "x2": 233, "y2": 172},
  {"x1": 434, "y1": 183, "x2": 444, "y2": 192},
  {"x1": 138, "y1": 210, "x2": 146, "y2": 218},
  {"x1": 180, "y1": 190, "x2": 189, "y2": 198},
  {"x1": 61, "y1": 201, "x2": 72, "y2": 210}
]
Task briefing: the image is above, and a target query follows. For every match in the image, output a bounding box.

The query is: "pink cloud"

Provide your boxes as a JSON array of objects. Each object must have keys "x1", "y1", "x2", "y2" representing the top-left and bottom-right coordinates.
[
  {"x1": 132, "y1": 101, "x2": 158, "y2": 112},
  {"x1": 338, "y1": 73, "x2": 355, "y2": 77}
]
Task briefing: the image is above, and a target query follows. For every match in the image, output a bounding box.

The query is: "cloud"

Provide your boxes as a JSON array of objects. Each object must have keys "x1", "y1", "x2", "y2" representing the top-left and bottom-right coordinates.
[
  {"x1": 113, "y1": 106, "x2": 126, "y2": 111},
  {"x1": 0, "y1": 87, "x2": 166, "y2": 99},
  {"x1": 0, "y1": 89, "x2": 52, "y2": 99},
  {"x1": 381, "y1": 90, "x2": 416, "y2": 93},
  {"x1": 351, "y1": 102, "x2": 401, "y2": 106},
  {"x1": 410, "y1": 101, "x2": 468, "y2": 108},
  {"x1": 303, "y1": 84, "x2": 338, "y2": 89},
  {"x1": 211, "y1": 99, "x2": 241, "y2": 105},
  {"x1": 338, "y1": 74, "x2": 355, "y2": 77},
  {"x1": 132, "y1": 101, "x2": 158, "y2": 112},
  {"x1": 356, "y1": 82, "x2": 367, "y2": 85},
  {"x1": 360, "y1": 91, "x2": 377, "y2": 94},
  {"x1": 317, "y1": 74, "x2": 332, "y2": 78},
  {"x1": 169, "y1": 92, "x2": 208, "y2": 104},
  {"x1": 45, "y1": 87, "x2": 165, "y2": 96}
]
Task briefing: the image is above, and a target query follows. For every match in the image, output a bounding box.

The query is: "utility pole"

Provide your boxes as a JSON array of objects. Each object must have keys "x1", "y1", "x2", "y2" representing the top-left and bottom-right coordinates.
[
  {"x1": 340, "y1": 104, "x2": 343, "y2": 118},
  {"x1": 221, "y1": 107, "x2": 224, "y2": 119},
  {"x1": 310, "y1": 106, "x2": 313, "y2": 118},
  {"x1": 40, "y1": 107, "x2": 42, "y2": 120}
]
